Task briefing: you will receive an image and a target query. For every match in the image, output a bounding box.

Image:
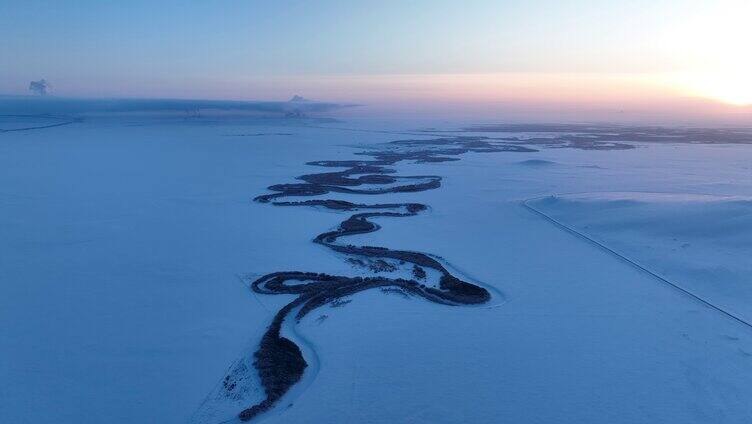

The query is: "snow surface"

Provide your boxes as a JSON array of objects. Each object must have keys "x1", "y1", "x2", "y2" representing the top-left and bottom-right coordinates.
[
  {"x1": 527, "y1": 192, "x2": 752, "y2": 325},
  {"x1": 2, "y1": 116, "x2": 752, "y2": 423}
]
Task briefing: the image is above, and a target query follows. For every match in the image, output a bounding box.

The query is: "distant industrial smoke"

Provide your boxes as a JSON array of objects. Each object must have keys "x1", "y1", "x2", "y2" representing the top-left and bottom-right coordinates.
[
  {"x1": 28, "y1": 79, "x2": 50, "y2": 96},
  {"x1": 286, "y1": 95, "x2": 313, "y2": 118}
]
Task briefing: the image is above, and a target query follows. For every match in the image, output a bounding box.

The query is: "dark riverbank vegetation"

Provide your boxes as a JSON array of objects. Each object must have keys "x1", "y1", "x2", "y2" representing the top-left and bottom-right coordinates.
[{"x1": 237, "y1": 136, "x2": 542, "y2": 420}]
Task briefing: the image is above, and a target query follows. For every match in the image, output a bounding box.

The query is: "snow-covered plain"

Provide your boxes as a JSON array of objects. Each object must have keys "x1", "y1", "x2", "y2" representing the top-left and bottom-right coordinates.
[
  {"x1": 527, "y1": 192, "x2": 752, "y2": 325},
  {"x1": 2, "y1": 116, "x2": 752, "y2": 423}
]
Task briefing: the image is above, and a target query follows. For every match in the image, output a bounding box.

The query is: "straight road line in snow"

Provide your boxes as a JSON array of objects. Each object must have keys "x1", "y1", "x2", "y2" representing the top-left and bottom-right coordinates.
[
  {"x1": 521, "y1": 198, "x2": 752, "y2": 331},
  {"x1": 0, "y1": 115, "x2": 80, "y2": 133}
]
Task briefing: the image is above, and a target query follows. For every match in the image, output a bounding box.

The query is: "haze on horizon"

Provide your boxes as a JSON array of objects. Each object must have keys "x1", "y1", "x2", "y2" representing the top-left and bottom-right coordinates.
[{"x1": 1, "y1": 0, "x2": 751, "y2": 123}]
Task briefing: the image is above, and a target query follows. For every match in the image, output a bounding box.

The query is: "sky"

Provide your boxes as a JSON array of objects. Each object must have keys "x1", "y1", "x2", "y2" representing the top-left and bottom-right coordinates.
[{"x1": 1, "y1": 0, "x2": 751, "y2": 122}]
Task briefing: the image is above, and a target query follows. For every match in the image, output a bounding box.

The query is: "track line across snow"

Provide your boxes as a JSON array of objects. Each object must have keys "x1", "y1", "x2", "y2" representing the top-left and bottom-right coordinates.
[{"x1": 522, "y1": 196, "x2": 752, "y2": 331}]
